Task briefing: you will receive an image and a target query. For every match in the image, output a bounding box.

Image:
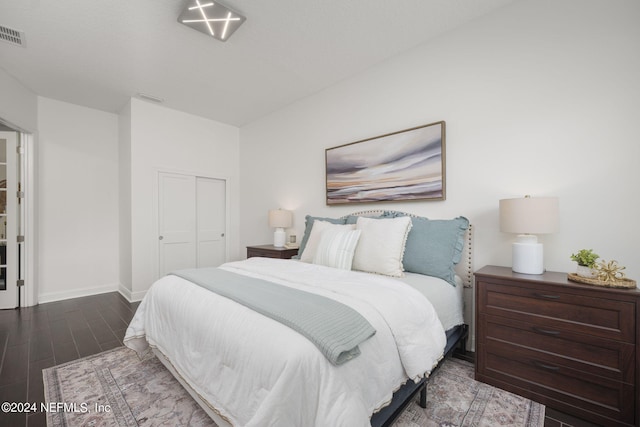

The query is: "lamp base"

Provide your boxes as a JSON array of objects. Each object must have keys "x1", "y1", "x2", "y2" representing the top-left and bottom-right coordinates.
[
  {"x1": 273, "y1": 228, "x2": 286, "y2": 248},
  {"x1": 512, "y1": 235, "x2": 544, "y2": 274}
]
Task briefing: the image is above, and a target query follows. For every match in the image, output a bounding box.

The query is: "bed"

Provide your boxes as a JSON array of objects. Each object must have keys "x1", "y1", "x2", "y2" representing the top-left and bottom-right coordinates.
[{"x1": 125, "y1": 210, "x2": 472, "y2": 427}]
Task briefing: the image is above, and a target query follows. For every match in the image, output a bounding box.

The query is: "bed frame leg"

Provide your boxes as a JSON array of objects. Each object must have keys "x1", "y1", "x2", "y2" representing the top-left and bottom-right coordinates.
[
  {"x1": 457, "y1": 324, "x2": 469, "y2": 356},
  {"x1": 459, "y1": 336, "x2": 467, "y2": 356},
  {"x1": 419, "y1": 384, "x2": 427, "y2": 408}
]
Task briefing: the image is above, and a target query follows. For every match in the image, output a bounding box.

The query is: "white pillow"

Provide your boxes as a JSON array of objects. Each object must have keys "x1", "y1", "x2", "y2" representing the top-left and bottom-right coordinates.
[
  {"x1": 313, "y1": 229, "x2": 361, "y2": 270},
  {"x1": 352, "y1": 216, "x2": 412, "y2": 277},
  {"x1": 299, "y1": 220, "x2": 356, "y2": 263}
]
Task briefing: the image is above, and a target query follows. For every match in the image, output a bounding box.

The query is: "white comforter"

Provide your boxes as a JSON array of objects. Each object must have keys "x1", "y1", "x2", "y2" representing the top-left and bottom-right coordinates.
[{"x1": 124, "y1": 258, "x2": 446, "y2": 427}]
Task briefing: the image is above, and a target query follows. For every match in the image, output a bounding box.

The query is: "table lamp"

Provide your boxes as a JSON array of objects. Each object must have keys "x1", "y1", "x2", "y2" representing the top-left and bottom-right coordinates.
[
  {"x1": 268, "y1": 209, "x2": 292, "y2": 248},
  {"x1": 499, "y1": 196, "x2": 559, "y2": 274}
]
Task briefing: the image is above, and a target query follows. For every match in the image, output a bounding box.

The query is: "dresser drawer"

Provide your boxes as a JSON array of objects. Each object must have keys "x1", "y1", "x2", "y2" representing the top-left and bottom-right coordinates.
[
  {"x1": 246, "y1": 245, "x2": 299, "y2": 259},
  {"x1": 478, "y1": 281, "x2": 636, "y2": 342},
  {"x1": 480, "y1": 314, "x2": 635, "y2": 383},
  {"x1": 247, "y1": 248, "x2": 280, "y2": 258},
  {"x1": 475, "y1": 266, "x2": 640, "y2": 426},
  {"x1": 478, "y1": 341, "x2": 636, "y2": 424}
]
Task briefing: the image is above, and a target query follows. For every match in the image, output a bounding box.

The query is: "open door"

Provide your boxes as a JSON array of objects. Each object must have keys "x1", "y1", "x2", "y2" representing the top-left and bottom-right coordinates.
[{"x1": 0, "y1": 131, "x2": 18, "y2": 309}]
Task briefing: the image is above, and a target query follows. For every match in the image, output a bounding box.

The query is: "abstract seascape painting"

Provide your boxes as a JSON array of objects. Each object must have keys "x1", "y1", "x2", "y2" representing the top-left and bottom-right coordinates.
[{"x1": 326, "y1": 121, "x2": 445, "y2": 205}]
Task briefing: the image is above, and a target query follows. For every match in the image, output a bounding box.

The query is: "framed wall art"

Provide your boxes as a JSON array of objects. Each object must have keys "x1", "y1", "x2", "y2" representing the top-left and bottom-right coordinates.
[{"x1": 325, "y1": 121, "x2": 445, "y2": 205}]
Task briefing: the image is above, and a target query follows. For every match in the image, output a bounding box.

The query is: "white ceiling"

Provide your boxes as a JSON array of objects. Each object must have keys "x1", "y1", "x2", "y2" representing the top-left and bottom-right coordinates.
[{"x1": 0, "y1": 0, "x2": 514, "y2": 126}]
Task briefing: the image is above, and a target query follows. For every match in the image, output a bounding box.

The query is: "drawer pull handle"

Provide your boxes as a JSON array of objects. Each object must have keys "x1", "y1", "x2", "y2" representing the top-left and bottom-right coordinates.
[
  {"x1": 534, "y1": 293, "x2": 560, "y2": 299},
  {"x1": 533, "y1": 360, "x2": 560, "y2": 371},
  {"x1": 532, "y1": 327, "x2": 560, "y2": 336}
]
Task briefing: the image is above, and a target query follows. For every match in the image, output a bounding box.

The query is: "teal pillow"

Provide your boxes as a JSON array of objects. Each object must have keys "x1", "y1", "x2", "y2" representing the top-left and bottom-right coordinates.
[
  {"x1": 345, "y1": 212, "x2": 384, "y2": 224},
  {"x1": 381, "y1": 212, "x2": 467, "y2": 284},
  {"x1": 402, "y1": 216, "x2": 469, "y2": 285},
  {"x1": 295, "y1": 215, "x2": 346, "y2": 259}
]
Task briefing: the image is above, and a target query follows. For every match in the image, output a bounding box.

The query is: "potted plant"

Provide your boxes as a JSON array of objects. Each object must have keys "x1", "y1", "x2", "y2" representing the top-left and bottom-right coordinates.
[{"x1": 570, "y1": 249, "x2": 599, "y2": 278}]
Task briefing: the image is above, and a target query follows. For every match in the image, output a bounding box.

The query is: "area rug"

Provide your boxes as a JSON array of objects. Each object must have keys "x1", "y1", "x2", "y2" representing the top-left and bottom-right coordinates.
[
  {"x1": 43, "y1": 347, "x2": 544, "y2": 427},
  {"x1": 395, "y1": 357, "x2": 544, "y2": 427}
]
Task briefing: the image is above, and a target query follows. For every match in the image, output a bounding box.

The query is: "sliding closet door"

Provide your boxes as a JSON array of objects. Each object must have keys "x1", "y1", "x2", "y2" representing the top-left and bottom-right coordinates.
[
  {"x1": 158, "y1": 172, "x2": 227, "y2": 277},
  {"x1": 158, "y1": 173, "x2": 197, "y2": 276},
  {"x1": 196, "y1": 177, "x2": 226, "y2": 268}
]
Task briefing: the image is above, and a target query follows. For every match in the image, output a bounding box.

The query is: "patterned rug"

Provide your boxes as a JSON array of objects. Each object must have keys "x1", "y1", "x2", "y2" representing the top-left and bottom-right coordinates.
[{"x1": 43, "y1": 347, "x2": 544, "y2": 427}]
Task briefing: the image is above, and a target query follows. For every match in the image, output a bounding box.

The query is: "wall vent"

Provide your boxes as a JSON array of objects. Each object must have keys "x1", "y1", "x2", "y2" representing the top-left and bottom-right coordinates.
[{"x1": 0, "y1": 25, "x2": 25, "y2": 47}]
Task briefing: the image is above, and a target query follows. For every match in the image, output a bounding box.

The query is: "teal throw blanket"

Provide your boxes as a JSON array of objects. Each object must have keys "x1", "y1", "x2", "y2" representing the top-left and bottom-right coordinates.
[{"x1": 171, "y1": 268, "x2": 376, "y2": 365}]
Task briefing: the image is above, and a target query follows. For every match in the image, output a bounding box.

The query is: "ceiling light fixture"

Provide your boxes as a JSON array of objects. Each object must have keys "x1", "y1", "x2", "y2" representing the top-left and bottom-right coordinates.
[{"x1": 178, "y1": 0, "x2": 245, "y2": 42}]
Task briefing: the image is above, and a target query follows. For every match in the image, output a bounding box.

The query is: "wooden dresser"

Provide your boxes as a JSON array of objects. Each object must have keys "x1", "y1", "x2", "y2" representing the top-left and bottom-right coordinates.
[
  {"x1": 475, "y1": 265, "x2": 640, "y2": 426},
  {"x1": 246, "y1": 244, "x2": 299, "y2": 260}
]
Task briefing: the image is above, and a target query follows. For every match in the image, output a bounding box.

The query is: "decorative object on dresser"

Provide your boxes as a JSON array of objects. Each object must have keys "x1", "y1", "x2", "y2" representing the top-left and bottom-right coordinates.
[
  {"x1": 570, "y1": 248, "x2": 599, "y2": 278},
  {"x1": 284, "y1": 234, "x2": 298, "y2": 249},
  {"x1": 499, "y1": 196, "x2": 559, "y2": 274},
  {"x1": 475, "y1": 265, "x2": 640, "y2": 427},
  {"x1": 246, "y1": 244, "x2": 298, "y2": 259},
  {"x1": 268, "y1": 208, "x2": 292, "y2": 247},
  {"x1": 325, "y1": 121, "x2": 445, "y2": 205},
  {"x1": 568, "y1": 258, "x2": 637, "y2": 289}
]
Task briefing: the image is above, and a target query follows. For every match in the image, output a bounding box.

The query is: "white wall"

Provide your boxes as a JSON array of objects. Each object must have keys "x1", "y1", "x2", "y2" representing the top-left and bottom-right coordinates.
[
  {"x1": 241, "y1": 0, "x2": 640, "y2": 280},
  {"x1": 124, "y1": 99, "x2": 240, "y2": 300},
  {"x1": 118, "y1": 101, "x2": 133, "y2": 297},
  {"x1": 0, "y1": 68, "x2": 37, "y2": 132},
  {"x1": 37, "y1": 97, "x2": 120, "y2": 302},
  {"x1": 33, "y1": 96, "x2": 241, "y2": 303}
]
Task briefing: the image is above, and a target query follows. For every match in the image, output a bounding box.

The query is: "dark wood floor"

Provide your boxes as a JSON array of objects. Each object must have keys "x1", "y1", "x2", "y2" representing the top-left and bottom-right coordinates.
[
  {"x1": 0, "y1": 292, "x2": 140, "y2": 426},
  {"x1": 0, "y1": 292, "x2": 598, "y2": 427}
]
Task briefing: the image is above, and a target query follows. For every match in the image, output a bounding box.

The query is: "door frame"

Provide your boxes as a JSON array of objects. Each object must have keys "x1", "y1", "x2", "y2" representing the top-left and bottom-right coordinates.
[
  {"x1": 0, "y1": 117, "x2": 36, "y2": 307},
  {"x1": 20, "y1": 132, "x2": 36, "y2": 307},
  {"x1": 153, "y1": 167, "x2": 230, "y2": 282}
]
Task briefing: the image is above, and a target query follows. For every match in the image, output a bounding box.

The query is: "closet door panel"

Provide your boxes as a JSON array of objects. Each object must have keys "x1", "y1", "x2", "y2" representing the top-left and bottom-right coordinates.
[
  {"x1": 158, "y1": 173, "x2": 197, "y2": 276},
  {"x1": 158, "y1": 173, "x2": 227, "y2": 277},
  {"x1": 196, "y1": 177, "x2": 226, "y2": 268}
]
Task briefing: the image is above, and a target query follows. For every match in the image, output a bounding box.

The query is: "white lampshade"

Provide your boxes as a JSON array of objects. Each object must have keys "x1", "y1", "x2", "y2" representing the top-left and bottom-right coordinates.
[
  {"x1": 268, "y1": 209, "x2": 292, "y2": 228},
  {"x1": 268, "y1": 209, "x2": 292, "y2": 247},
  {"x1": 500, "y1": 197, "x2": 559, "y2": 234},
  {"x1": 499, "y1": 196, "x2": 559, "y2": 274}
]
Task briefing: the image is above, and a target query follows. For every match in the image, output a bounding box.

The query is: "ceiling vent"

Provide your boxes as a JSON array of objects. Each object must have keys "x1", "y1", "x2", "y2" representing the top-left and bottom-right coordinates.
[
  {"x1": 136, "y1": 93, "x2": 164, "y2": 103},
  {"x1": 0, "y1": 25, "x2": 25, "y2": 47}
]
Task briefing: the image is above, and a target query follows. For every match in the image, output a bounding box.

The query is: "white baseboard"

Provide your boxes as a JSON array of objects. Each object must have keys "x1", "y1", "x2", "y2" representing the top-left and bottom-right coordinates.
[
  {"x1": 118, "y1": 283, "x2": 147, "y2": 303},
  {"x1": 38, "y1": 282, "x2": 119, "y2": 304}
]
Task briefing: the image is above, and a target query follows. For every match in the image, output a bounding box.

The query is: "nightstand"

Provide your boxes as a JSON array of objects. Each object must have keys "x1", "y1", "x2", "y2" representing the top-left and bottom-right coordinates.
[
  {"x1": 475, "y1": 265, "x2": 640, "y2": 427},
  {"x1": 246, "y1": 244, "x2": 298, "y2": 260}
]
